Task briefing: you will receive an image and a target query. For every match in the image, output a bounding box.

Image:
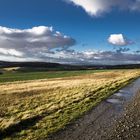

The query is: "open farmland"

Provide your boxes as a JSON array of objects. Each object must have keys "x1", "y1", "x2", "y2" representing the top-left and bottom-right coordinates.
[
  {"x1": 0, "y1": 69, "x2": 106, "y2": 83},
  {"x1": 0, "y1": 70, "x2": 140, "y2": 140}
]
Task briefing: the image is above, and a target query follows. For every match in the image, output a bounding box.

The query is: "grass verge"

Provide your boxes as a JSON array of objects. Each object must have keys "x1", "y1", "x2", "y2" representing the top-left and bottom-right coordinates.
[{"x1": 0, "y1": 70, "x2": 140, "y2": 140}]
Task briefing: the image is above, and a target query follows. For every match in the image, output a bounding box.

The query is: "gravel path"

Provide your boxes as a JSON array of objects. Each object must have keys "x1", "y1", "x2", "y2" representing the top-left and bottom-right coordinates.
[
  {"x1": 48, "y1": 79, "x2": 140, "y2": 140},
  {"x1": 107, "y1": 91, "x2": 140, "y2": 140}
]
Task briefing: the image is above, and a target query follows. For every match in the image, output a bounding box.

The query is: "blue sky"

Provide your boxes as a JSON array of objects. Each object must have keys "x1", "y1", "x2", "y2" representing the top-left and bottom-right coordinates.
[{"x1": 0, "y1": 0, "x2": 140, "y2": 64}]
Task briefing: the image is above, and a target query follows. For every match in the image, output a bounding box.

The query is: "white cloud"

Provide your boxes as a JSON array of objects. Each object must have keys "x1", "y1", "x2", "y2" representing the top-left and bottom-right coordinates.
[
  {"x1": 0, "y1": 26, "x2": 76, "y2": 59},
  {"x1": 0, "y1": 48, "x2": 23, "y2": 57},
  {"x1": 42, "y1": 49, "x2": 140, "y2": 65},
  {"x1": 69, "y1": 0, "x2": 113, "y2": 16},
  {"x1": 0, "y1": 26, "x2": 139, "y2": 65},
  {"x1": 108, "y1": 34, "x2": 133, "y2": 46},
  {"x1": 68, "y1": 0, "x2": 140, "y2": 16}
]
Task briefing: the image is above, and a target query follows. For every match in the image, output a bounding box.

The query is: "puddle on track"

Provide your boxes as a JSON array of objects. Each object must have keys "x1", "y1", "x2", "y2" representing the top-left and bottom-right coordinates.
[{"x1": 48, "y1": 78, "x2": 140, "y2": 140}]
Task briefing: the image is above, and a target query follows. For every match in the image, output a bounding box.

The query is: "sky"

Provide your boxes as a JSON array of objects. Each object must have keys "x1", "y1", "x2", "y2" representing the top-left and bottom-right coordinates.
[{"x1": 0, "y1": 0, "x2": 140, "y2": 65}]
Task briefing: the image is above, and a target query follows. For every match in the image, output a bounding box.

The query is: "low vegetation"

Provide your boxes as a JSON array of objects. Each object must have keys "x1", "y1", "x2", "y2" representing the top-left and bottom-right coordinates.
[
  {"x1": 0, "y1": 68, "x2": 106, "y2": 83},
  {"x1": 0, "y1": 69, "x2": 140, "y2": 140}
]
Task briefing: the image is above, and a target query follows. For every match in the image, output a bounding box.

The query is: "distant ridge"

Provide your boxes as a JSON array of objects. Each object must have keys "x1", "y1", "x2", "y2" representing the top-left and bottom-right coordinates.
[
  {"x1": 0, "y1": 61, "x2": 61, "y2": 68},
  {"x1": 0, "y1": 61, "x2": 140, "y2": 70}
]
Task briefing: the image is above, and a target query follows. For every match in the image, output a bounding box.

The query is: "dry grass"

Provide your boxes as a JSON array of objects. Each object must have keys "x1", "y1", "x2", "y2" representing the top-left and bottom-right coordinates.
[
  {"x1": 0, "y1": 70, "x2": 140, "y2": 140},
  {"x1": 2, "y1": 67, "x2": 20, "y2": 72}
]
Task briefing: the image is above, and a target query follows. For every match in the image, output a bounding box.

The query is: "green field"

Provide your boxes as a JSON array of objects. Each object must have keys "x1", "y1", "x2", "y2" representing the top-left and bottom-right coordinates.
[{"x1": 0, "y1": 69, "x2": 107, "y2": 83}]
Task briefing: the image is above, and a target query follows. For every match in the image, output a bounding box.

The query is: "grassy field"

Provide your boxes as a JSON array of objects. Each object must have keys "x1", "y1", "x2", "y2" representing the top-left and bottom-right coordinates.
[
  {"x1": 0, "y1": 69, "x2": 140, "y2": 140},
  {"x1": 0, "y1": 68, "x2": 107, "y2": 83}
]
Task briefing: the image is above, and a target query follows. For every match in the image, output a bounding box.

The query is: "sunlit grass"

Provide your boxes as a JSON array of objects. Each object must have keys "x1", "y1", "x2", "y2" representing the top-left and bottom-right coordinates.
[{"x1": 0, "y1": 70, "x2": 140, "y2": 140}]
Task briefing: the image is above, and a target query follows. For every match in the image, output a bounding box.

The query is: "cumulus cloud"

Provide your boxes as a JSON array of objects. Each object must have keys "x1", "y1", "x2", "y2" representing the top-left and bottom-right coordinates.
[
  {"x1": 108, "y1": 34, "x2": 133, "y2": 46},
  {"x1": 33, "y1": 48, "x2": 140, "y2": 65},
  {"x1": 0, "y1": 26, "x2": 139, "y2": 65},
  {"x1": 136, "y1": 50, "x2": 140, "y2": 53},
  {"x1": 116, "y1": 47, "x2": 130, "y2": 53},
  {"x1": 0, "y1": 26, "x2": 76, "y2": 59},
  {"x1": 68, "y1": 0, "x2": 140, "y2": 16},
  {"x1": 0, "y1": 48, "x2": 23, "y2": 57}
]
